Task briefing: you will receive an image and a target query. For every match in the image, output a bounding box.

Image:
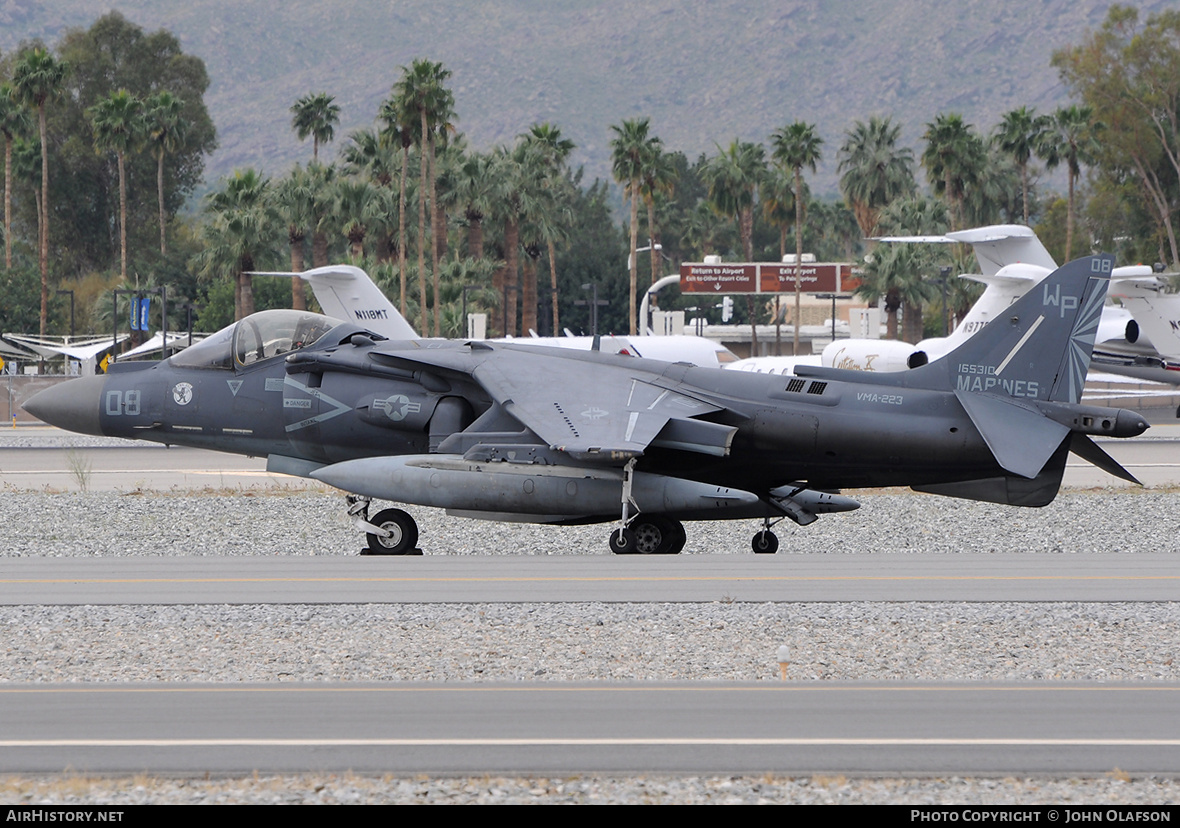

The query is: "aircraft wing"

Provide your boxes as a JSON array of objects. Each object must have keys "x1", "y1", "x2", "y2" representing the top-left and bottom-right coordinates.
[{"x1": 370, "y1": 343, "x2": 734, "y2": 462}]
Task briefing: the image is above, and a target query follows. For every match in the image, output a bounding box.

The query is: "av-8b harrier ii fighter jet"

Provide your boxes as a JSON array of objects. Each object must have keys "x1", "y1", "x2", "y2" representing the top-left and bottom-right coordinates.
[{"x1": 25, "y1": 255, "x2": 1148, "y2": 555}]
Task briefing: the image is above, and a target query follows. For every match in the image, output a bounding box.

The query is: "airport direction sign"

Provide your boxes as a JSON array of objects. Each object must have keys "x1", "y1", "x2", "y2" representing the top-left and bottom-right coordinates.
[
  {"x1": 680, "y1": 262, "x2": 856, "y2": 293},
  {"x1": 760, "y1": 263, "x2": 851, "y2": 293},
  {"x1": 679, "y1": 263, "x2": 757, "y2": 293}
]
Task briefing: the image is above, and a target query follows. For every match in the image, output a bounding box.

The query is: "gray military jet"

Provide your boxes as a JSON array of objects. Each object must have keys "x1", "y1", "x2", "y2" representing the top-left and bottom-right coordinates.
[{"x1": 25, "y1": 255, "x2": 1148, "y2": 555}]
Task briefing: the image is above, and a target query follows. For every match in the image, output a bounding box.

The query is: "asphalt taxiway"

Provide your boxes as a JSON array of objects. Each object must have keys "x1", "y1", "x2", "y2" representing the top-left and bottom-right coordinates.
[
  {"x1": 2, "y1": 553, "x2": 1179, "y2": 604},
  {"x1": 3, "y1": 683, "x2": 1178, "y2": 775}
]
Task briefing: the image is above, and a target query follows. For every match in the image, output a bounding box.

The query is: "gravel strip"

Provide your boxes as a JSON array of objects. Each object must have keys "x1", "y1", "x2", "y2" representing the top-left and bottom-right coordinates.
[
  {"x1": 2, "y1": 773, "x2": 1177, "y2": 805},
  {"x1": 3, "y1": 489, "x2": 1178, "y2": 557},
  {"x1": 0, "y1": 602, "x2": 1176, "y2": 684}
]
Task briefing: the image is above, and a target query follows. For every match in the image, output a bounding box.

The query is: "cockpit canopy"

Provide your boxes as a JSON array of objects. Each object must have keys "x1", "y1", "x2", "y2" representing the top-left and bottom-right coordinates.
[{"x1": 170, "y1": 310, "x2": 339, "y2": 370}]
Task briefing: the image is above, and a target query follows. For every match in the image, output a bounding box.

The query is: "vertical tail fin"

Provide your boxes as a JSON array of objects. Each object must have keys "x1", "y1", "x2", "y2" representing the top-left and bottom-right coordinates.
[
  {"x1": 248, "y1": 265, "x2": 419, "y2": 340},
  {"x1": 912, "y1": 254, "x2": 1113, "y2": 404}
]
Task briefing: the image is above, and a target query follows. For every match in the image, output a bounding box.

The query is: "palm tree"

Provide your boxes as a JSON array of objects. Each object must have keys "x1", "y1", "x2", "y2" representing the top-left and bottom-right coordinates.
[
  {"x1": 491, "y1": 143, "x2": 545, "y2": 336},
  {"x1": 196, "y1": 169, "x2": 276, "y2": 320},
  {"x1": 610, "y1": 117, "x2": 661, "y2": 334},
  {"x1": 0, "y1": 85, "x2": 31, "y2": 269},
  {"x1": 393, "y1": 59, "x2": 455, "y2": 336},
  {"x1": 379, "y1": 95, "x2": 415, "y2": 315},
  {"x1": 305, "y1": 163, "x2": 339, "y2": 272},
  {"x1": 452, "y1": 150, "x2": 501, "y2": 261},
  {"x1": 344, "y1": 127, "x2": 402, "y2": 262},
  {"x1": 639, "y1": 146, "x2": 677, "y2": 301},
  {"x1": 290, "y1": 92, "x2": 340, "y2": 163},
  {"x1": 522, "y1": 123, "x2": 576, "y2": 333},
  {"x1": 922, "y1": 113, "x2": 986, "y2": 231},
  {"x1": 875, "y1": 196, "x2": 950, "y2": 341},
  {"x1": 703, "y1": 140, "x2": 765, "y2": 259},
  {"x1": 771, "y1": 121, "x2": 823, "y2": 353},
  {"x1": 1038, "y1": 105, "x2": 1101, "y2": 261},
  {"x1": 333, "y1": 176, "x2": 386, "y2": 260},
  {"x1": 88, "y1": 89, "x2": 145, "y2": 281},
  {"x1": 760, "y1": 167, "x2": 795, "y2": 354},
  {"x1": 12, "y1": 47, "x2": 68, "y2": 336},
  {"x1": 143, "y1": 91, "x2": 188, "y2": 256},
  {"x1": 854, "y1": 243, "x2": 934, "y2": 342},
  {"x1": 837, "y1": 116, "x2": 915, "y2": 237},
  {"x1": 275, "y1": 164, "x2": 315, "y2": 309},
  {"x1": 994, "y1": 106, "x2": 1049, "y2": 225},
  {"x1": 703, "y1": 140, "x2": 766, "y2": 350}
]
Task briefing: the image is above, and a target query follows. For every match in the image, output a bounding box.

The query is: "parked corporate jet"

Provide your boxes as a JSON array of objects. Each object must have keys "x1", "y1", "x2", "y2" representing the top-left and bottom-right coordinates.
[
  {"x1": 25, "y1": 255, "x2": 1146, "y2": 556},
  {"x1": 253, "y1": 265, "x2": 738, "y2": 367},
  {"x1": 730, "y1": 225, "x2": 1170, "y2": 384}
]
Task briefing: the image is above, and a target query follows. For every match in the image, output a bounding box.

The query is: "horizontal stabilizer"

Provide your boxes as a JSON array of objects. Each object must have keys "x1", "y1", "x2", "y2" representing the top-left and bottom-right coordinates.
[
  {"x1": 955, "y1": 390, "x2": 1069, "y2": 479},
  {"x1": 1069, "y1": 433, "x2": 1141, "y2": 485}
]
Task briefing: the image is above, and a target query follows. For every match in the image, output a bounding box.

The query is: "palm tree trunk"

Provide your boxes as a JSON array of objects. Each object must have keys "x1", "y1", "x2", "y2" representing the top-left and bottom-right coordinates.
[
  {"x1": 417, "y1": 121, "x2": 429, "y2": 334},
  {"x1": 311, "y1": 230, "x2": 327, "y2": 268},
  {"x1": 522, "y1": 252, "x2": 537, "y2": 335},
  {"x1": 647, "y1": 196, "x2": 658, "y2": 286},
  {"x1": 1065, "y1": 171, "x2": 1075, "y2": 261},
  {"x1": 468, "y1": 217, "x2": 483, "y2": 260},
  {"x1": 504, "y1": 219, "x2": 519, "y2": 337},
  {"x1": 240, "y1": 253, "x2": 255, "y2": 318},
  {"x1": 1020, "y1": 162, "x2": 1029, "y2": 225},
  {"x1": 399, "y1": 145, "x2": 409, "y2": 316},
  {"x1": 429, "y1": 135, "x2": 441, "y2": 337},
  {"x1": 548, "y1": 238, "x2": 559, "y2": 333},
  {"x1": 118, "y1": 150, "x2": 128, "y2": 281},
  {"x1": 157, "y1": 150, "x2": 167, "y2": 256},
  {"x1": 4, "y1": 136, "x2": 11, "y2": 269},
  {"x1": 289, "y1": 228, "x2": 306, "y2": 310},
  {"x1": 793, "y1": 167, "x2": 802, "y2": 355},
  {"x1": 38, "y1": 104, "x2": 48, "y2": 338},
  {"x1": 628, "y1": 179, "x2": 638, "y2": 335}
]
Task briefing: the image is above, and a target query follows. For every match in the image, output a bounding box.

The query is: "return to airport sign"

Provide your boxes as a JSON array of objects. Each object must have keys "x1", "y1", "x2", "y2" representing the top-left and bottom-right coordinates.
[{"x1": 680, "y1": 262, "x2": 855, "y2": 293}]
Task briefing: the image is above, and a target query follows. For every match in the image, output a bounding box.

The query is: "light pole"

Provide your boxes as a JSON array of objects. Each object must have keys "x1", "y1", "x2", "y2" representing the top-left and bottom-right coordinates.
[{"x1": 575, "y1": 282, "x2": 608, "y2": 337}]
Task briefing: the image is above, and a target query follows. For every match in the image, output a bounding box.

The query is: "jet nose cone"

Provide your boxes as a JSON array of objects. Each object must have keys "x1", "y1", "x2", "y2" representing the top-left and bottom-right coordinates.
[{"x1": 23, "y1": 376, "x2": 105, "y2": 436}]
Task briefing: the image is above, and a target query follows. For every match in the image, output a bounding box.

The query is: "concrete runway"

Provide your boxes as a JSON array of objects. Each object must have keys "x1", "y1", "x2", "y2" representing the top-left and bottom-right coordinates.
[
  {"x1": 2, "y1": 553, "x2": 1179, "y2": 604},
  {"x1": 3, "y1": 682, "x2": 1178, "y2": 775}
]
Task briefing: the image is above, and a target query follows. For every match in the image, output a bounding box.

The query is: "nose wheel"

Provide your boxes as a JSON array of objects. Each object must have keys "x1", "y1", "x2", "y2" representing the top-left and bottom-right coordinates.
[
  {"x1": 347, "y1": 496, "x2": 422, "y2": 555},
  {"x1": 365, "y1": 507, "x2": 420, "y2": 555}
]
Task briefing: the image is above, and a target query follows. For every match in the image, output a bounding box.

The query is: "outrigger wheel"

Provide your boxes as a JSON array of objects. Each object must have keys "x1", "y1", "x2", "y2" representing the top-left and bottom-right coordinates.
[
  {"x1": 365, "y1": 508, "x2": 420, "y2": 555},
  {"x1": 752, "y1": 530, "x2": 779, "y2": 554},
  {"x1": 608, "y1": 527, "x2": 637, "y2": 555}
]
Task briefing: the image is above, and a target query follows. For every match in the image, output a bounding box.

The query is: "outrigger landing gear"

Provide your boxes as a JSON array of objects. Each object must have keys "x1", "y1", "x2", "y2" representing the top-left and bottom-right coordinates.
[
  {"x1": 607, "y1": 460, "x2": 687, "y2": 554},
  {"x1": 752, "y1": 517, "x2": 781, "y2": 554},
  {"x1": 347, "y1": 495, "x2": 422, "y2": 555}
]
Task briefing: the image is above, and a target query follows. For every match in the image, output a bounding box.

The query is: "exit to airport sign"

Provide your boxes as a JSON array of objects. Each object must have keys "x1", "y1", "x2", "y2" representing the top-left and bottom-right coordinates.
[{"x1": 680, "y1": 262, "x2": 856, "y2": 293}]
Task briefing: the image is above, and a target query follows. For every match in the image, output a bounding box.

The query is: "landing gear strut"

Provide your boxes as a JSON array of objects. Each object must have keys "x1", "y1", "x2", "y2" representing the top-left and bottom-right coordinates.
[
  {"x1": 348, "y1": 495, "x2": 422, "y2": 555},
  {"x1": 606, "y1": 459, "x2": 686, "y2": 554},
  {"x1": 751, "y1": 517, "x2": 781, "y2": 554}
]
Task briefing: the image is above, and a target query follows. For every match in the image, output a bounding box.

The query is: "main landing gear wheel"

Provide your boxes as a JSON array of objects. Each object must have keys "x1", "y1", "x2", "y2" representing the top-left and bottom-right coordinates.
[
  {"x1": 609, "y1": 518, "x2": 687, "y2": 555},
  {"x1": 752, "y1": 530, "x2": 779, "y2": 554},
  {"x1": 365, "y1": 508, "x2": 420, "y2": 555}
]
